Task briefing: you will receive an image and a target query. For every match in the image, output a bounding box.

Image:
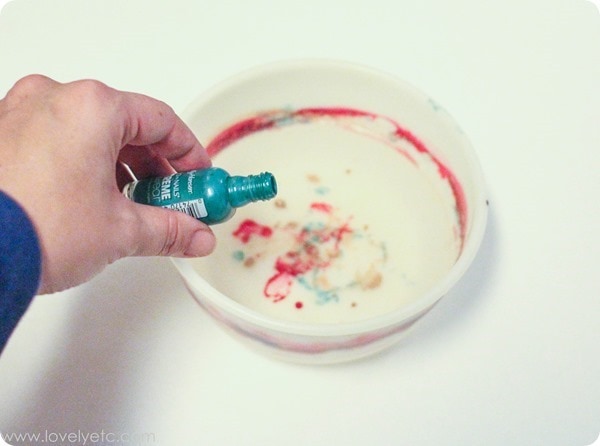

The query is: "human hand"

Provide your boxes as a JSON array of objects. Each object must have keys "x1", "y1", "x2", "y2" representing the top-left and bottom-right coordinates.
[{"x1": 0, "y1": 75, "x2": 216, "y2": 294}]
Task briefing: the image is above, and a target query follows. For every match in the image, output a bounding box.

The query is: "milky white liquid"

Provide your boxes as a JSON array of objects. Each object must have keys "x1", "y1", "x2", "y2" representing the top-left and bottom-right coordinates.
[{"x1": 187, "y1": 113, "x2": 462, "y2": 324}]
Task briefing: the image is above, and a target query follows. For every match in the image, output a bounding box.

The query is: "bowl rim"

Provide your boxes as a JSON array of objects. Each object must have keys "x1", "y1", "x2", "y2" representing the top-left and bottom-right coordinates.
[{"x1": 173, "y1": 58, "x2": 489, "y2": 337}]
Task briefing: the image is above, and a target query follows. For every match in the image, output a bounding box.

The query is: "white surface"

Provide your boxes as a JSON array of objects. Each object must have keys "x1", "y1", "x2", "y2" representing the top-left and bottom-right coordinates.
[{"x1": 0, "y1": 0, "x2": 598, "y2": 445}]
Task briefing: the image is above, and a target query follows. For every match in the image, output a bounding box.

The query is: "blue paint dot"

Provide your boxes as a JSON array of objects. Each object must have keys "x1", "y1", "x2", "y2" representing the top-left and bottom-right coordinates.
[{"x1": 232, "y1": 250, "x2": 245, "y2": 261}]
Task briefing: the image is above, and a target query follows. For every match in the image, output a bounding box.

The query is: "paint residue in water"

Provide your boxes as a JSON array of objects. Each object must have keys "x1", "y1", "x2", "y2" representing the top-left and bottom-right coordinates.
[
  {"x1": 263, "y1": 202, "x2": 354, "y2": 303},
  {"x1": 310, "y1": 202, "x2": 334, "y2": 213},
  {"x1": 232, "y1": 219, "x2": 273, "y2": 244},
  {"x1": 273, "y1": 198, "x2": 287, "y2": 208},
  {"x1": 231, "y1": 196, "x2": 387, "y2": 307}
]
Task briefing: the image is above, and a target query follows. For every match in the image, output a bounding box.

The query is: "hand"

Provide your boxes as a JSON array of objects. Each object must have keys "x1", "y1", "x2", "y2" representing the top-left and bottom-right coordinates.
[{"x1": 0, "y1": 75, "x2": 216, "y2": 294}]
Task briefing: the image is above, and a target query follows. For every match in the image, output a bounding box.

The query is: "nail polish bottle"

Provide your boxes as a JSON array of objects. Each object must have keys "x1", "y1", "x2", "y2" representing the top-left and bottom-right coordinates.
[{"x1": 123, "y1": 167, "x2": 277, "y2": 224}]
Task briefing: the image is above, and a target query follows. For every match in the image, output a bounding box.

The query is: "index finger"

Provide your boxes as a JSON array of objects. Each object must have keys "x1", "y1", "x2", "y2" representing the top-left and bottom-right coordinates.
[{"x1": 116, "y1": 91, "x2": 212, "y2": 172}]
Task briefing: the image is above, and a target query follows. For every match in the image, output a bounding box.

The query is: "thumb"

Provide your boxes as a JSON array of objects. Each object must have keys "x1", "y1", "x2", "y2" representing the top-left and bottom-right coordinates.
[{"x1": 126, "y1": 203, "x2": 216, "y2": 257}]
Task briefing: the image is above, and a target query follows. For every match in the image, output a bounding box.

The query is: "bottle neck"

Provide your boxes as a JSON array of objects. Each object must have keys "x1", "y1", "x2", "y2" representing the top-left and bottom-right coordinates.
[{"x1": 227, "y1": 172, "x2": 277, "y2": 208}]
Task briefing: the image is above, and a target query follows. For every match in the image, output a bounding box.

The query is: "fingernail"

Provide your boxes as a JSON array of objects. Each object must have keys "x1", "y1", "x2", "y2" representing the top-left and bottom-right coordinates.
[{"x1": 185, "y1": 228, "x2": 216, "y2": 257}]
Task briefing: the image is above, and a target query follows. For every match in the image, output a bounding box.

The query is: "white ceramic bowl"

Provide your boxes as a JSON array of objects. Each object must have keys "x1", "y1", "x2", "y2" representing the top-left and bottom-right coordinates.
[{"x1": 172, "y1": 60, "x2": 488, "y2": 364}]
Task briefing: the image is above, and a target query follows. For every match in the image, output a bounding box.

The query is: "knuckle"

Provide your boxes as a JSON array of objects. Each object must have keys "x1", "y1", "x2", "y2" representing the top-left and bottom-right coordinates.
[
  {"x1": 15, "y1": 73, "x2": 53, "y2": 88},
  {"x1": 60, "y1": 80, "x2": 118, "y2": 124},
  {"x1": 68, "y1": 79, "x2": 112, "y2": 103},
  {"x1": 6, "y1": 74, "x2": 55, "y2": 100}
]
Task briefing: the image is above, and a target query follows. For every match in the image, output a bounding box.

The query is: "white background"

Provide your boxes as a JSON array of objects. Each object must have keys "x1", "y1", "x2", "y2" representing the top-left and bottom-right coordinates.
[{"x1": 0, "y1": 0, "x2": 599, "y2": 445}]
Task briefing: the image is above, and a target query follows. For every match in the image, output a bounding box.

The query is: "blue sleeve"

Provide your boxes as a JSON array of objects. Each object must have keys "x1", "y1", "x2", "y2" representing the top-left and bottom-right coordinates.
[{"x1": 0, "y1": 190, "x2": 42, "y2": 353}]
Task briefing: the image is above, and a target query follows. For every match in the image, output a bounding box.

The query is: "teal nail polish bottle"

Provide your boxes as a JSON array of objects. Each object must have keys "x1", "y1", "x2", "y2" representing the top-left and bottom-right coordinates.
[{"x1": 123, "y1": 167, "x2": 277, "y2": 225}]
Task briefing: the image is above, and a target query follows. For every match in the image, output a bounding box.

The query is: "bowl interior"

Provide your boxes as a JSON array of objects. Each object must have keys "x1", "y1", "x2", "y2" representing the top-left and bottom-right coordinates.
[{"x1": 179, "y1": 61, "x2": 487, "y2": 328}]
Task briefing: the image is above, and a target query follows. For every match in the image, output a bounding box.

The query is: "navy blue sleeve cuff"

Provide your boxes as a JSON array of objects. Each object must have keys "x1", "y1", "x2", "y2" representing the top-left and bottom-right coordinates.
[{"x1": 0, "y1": 190, "x2": 42, "y2": 353}]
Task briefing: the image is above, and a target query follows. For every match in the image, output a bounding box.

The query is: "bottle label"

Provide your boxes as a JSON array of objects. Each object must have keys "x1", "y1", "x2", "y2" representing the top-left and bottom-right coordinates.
[
  {"x1": 123, "y1": 172, "x2": 208, "y2": 219},
  {"x1": 164, "y1": 198, "x2": 208, "y2": 219}
]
